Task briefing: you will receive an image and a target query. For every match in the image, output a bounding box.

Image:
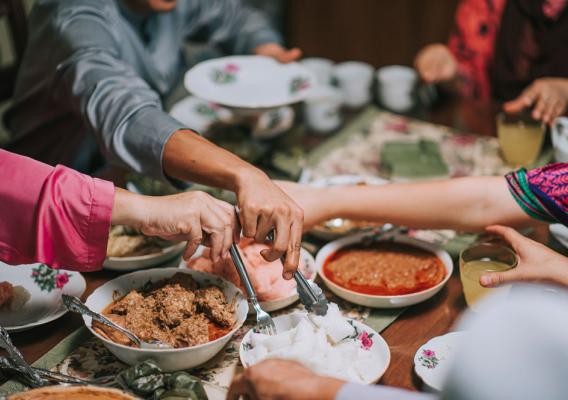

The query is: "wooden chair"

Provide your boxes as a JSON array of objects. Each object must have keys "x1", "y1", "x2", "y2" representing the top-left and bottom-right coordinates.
[{"x1": 0, "y1": 0, "x2": 27, "y2": 102}]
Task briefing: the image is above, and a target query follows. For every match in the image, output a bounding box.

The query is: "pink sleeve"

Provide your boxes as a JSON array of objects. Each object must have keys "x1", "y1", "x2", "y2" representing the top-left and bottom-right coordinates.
[{"x1": 0, "y1": 150, "x2": 114, "y2": 271}]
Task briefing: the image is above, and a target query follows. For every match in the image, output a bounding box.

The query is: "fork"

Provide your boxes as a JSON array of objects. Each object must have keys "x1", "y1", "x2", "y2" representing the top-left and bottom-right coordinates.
[{"x1": 229, "y1": 244, "x2": 277, "y2": 336}]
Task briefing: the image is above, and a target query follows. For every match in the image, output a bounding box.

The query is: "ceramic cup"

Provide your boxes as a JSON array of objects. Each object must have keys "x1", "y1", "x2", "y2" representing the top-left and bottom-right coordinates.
[
  {"x1": 333, "y1": 61, "x2": 374, "y2": 108},
  {"x1": 552, "y1": 117, "x2": 568, "y2": 162},
  {"x1": 300, "y1": 57, "x2": 334, "y2": 86},
  {"x1": 304, "y1": 85, "x2": 343, "y2": 134},
  {"x1": 376, "y1": 65, "x2": 418, "y2": 113}
]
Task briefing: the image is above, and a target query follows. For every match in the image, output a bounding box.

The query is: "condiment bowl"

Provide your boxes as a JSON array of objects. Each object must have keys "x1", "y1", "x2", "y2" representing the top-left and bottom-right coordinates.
[
  {"x1": 315, "y1": 233, "x2": 453, "y2": 308},
  {"x1": 83, "y1": 268, "x2": 248, "y2": 372}
]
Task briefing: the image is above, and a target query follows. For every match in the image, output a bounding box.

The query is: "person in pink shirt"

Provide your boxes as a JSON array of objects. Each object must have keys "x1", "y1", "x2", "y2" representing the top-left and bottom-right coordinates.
[{"x1": 0, "y1": 149, "x2": 238, "y2": 272}]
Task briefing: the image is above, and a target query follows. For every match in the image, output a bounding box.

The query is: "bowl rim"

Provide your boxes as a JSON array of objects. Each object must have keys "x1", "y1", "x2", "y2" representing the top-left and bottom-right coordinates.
[
  {"x1": 315, "y1": 233, "x2": 453, "y2": 300},
  {"x1": 84, "y1": 267, "x2": 248, "y2": 353},
  {"x1": 239, "y1": 311, "x2": 391, "y2": 384},
  {"x1": 105, "y1": 241, "x2": 186, "y2": 262}
]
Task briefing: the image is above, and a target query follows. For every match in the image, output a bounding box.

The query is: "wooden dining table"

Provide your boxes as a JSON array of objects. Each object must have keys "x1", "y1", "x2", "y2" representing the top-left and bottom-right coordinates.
[{"x1": 1, "y1": 95, "x2": 501, "y2": 393}]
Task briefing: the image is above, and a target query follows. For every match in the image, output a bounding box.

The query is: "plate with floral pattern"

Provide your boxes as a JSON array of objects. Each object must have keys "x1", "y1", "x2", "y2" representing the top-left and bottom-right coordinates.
[
  {"x1": 0, "y1": 262, "x2": 86, "y2": 332},
  {"x1": 414, "y1": 331, "x2": 466, "y2": 391},
  {"x1": 169, "y1": 96, "x2": 234, "y2": 134},
  {"x1": 184, "y1": 56, "x2": 315, "y2": 109}
]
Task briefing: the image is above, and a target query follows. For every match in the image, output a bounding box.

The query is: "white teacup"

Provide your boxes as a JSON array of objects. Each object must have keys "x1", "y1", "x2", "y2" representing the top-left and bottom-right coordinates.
[
  {"x1": 333, "y1": 61, "x2": 374, "y2": 108},
  {"x1": 304, "y1": 86, "x2": 343, "y2": 134},
  {"x1": 376, "y1": 65, "x2": 417, "y2": 113},
  {"x1": 301, "y1": 57, "x2": 334, "y2": 86},
  {"x1": 552, "y1": 117, "x2": 568, "y2": 162}
]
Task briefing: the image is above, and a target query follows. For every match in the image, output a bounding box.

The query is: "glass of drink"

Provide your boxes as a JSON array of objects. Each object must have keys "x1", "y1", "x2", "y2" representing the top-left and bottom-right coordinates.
[
  {"x1": 460, "y1": 242, "x2": 518, "y2": 310},
  {"x1": 497, "y1": 112, "x2": 545, "y2": 167}
]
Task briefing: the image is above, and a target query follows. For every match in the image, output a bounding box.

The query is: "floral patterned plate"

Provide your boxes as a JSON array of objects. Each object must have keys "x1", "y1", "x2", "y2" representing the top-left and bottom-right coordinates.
[
  {"x1": 184, "y1": 56, "x2": 315, "y2": 109},
  {"x1": 413, "y1": 331, "x2": 466, "y2": 391},
  {"x1": 169, "y1": 95, "x2": 234, "y2": 134},
  {"x1": 0, "y1": 262, "x2": 86, "y2": 332}
]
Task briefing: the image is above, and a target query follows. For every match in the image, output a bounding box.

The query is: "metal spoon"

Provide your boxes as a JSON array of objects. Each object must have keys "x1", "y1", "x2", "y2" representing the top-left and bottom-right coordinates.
[
  {"x1": 61, "y1": 295, "x2": 171, "y2": 349},
  {"x1": 0, "y1": 326, "x2": 47, "y2": 387}
]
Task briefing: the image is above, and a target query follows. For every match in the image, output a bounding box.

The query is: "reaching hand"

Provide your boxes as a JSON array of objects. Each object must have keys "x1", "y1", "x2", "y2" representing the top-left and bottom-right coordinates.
[
  {"x1": 480, "y1": 225, "x2": 568, "y2": 288},
  {"x1": 236, "y1": 174, "x2": 304, "y2": 279},
  {"x1": 275, "y1": 180, "x2": 332, "y2": 231},
  {"x1": 254, "y1": 43, "x2": 302, "y2": 63},
  {"x1": 503, "y1": 78, "x2": 568, "y2": 125},
  {"x1": 414, "y1": 44, "x2": 458, "y2": 84},
  {"x1": 227, "y1": 359, "x2": 345, "y2": 400},
  {"x1": 112, "y1": 189, "x2": 238, "y2": 262}
]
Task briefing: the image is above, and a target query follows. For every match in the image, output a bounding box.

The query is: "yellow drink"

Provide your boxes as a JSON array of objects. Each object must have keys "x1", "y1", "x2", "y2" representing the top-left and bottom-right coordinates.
[
  {"x1": 460, "y1": 260, "x2": 513, "y2": 309},
  {"x1": 497, "y1": 113, "x2": 545, "y2": 167}
]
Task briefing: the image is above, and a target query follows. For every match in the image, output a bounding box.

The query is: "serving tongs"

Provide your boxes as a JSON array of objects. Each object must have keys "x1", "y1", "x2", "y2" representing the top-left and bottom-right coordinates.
[
  {"x1": 229, "y1": 244, "x2": 277, "y2": 336},
  {"x1": 0, "y1": 326, "x2": 47, "y2": 387},
  {"x1": 266, "y1": 231, "x2": 329, "y2": 316}
]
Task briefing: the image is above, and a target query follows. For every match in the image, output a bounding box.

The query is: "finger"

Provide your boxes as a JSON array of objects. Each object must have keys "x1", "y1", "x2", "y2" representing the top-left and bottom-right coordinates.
[
  {"x1": 227, "y1": 374, "x2": 253, "y2": 400},
  {"x1": 202, "y1": 207, "x2": 227, "y2": 262},
  {"x1": 485, "y1": 225, "x2": 528, "y2": 254},
  {"x1": 279, "y1": 47, "x2": 302, "y2": 63},
  {"x1": 240, "y1": 204, "x2": 259, "y2": 239},
  {"x1": 544, "y1": 100, "x2": 564, "y2": 125},
  {"x1": 480, "y1": 268, "x2": 520, "y2": 287},
  {"x1": 282, "y1": 220, "x2": 302, "y2": 279},
  {"x1": 503, "y1": 87, "x2": 537, "y2": 114},
  {"x1": 532, "y1": 93, "x2": 548, "y2": 120},
  {"x1": 216, "y1": 199, "x2": 241, "y2": 244},
  {"x1": 182, "y1": 218, "x2": 203, "y2": 260},
  {"x1": 254, "y1": 210, "x2": 274, "y2": 244},
  {"x1": 261, "y1": 217, "x2": 289, "y2": 263},
  {"x1": 210, "y1": 202, "x2": 236, "y2": 258}
]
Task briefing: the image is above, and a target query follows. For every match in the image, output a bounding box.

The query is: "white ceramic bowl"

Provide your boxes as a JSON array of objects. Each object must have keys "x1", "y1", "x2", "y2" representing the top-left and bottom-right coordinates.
[
  {"x1": 315, "y1": 233, "x2": 453, "y2": 308},
  {"x1": 181, "y1": 246, "x2": 316, "y2": 313},
  {"x1": 103, "y1": 242, "x2": 186, "y2": 272},
  {"x1": 239, "y1": 312, "x2": 391, "y2": 384},
  {"x1": 84, "y1": 268, "x2": 248, "y2": 372}
]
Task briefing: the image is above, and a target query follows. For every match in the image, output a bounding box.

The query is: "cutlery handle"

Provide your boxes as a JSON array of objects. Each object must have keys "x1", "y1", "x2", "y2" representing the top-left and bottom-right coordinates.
[
  {"x1": 229, "y1": 244, "x2": 258, "y2": 303},
  {"x1": 0, "y1": 326, "x2": 45, "y2": 386},
  {"x1": 62, "y1": 295, "x2": 140, "y2": 346}
]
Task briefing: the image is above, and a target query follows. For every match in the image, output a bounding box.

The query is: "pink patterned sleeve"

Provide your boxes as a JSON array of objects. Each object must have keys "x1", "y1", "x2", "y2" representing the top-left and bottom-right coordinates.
[{"x1": 0, "y1": 150, "x2": 114, "y2": 271}]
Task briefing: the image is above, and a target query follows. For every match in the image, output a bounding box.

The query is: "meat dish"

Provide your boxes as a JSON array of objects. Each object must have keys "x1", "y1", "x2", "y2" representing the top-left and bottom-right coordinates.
[
  {"x1": 323, "y1": 242, "x2": 446, "y2": 296},
  {"x1": 93, "y1": 273, "x2": 236, "y2": 348},
  {"x1": 0, "y1": 281, "x2": 30, "y2": 311},
  {"x1": 106, "y1": 225, "x2": 174, "y2": 258}
]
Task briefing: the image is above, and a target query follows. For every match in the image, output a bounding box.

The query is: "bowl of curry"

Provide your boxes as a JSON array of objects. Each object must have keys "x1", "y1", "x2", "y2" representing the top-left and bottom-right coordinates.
[
  {"x1": 84, "y1": 268, "x2": 248, "y2": 372},
  {"x1": 315, "y1": 233, "x2": 453, "y2": 308}
]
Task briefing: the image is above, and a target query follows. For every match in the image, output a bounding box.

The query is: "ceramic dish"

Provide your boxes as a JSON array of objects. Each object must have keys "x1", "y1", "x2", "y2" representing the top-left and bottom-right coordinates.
[
  {"x1": 169, "y1": 95, "x2": 233, "y2": 134},
  {"x1": 414, "y1": 331, "x2": 465, "y2": 391},
  {"x1": 181, "y1": 246, "x2": 316, "y2": 312},
  {"x1": 0, "y1": 262, "x2": 86, "y2": 333},
  {"x1": 239, "y1": 312, "x2": 391, "y2": 384},
  {"x1": 84, "y1": 267, "x2": 248, "y2": 372},
  {"x1": 8, "y1": 386, "x2": 137, "y2": 400},
  {"x1": 184, "y1": 55, "x2": 314, "y2": 109},
  {"x1": 315, "y1": 233, "x2": 453, "y2": 308},
  {"x1": 103, "y1": 242, "x2": 186, "y2": 272},
  {"x1": 307, "y1": 175, "x2": 388, "y2": 240}
]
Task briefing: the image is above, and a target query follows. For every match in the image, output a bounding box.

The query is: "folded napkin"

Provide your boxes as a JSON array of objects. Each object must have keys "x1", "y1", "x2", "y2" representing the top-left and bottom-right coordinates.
[{"x1": 380, "y1": 140, "x2": 449, "y2": 179}]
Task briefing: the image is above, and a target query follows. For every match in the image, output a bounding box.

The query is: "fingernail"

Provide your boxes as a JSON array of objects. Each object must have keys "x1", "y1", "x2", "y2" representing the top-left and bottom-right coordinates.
[
  {"x1": 283, "y1": 272, "x2": 293, "y2": 280},
  {"x1": 480, "y1": 275, "x2": 491, "y2": 287}
]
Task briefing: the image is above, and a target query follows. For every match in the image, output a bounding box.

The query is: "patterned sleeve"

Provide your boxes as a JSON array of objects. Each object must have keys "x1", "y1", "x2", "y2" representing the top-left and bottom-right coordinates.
[{"x1": 506, "y1": 163, "x2": 568, "y2": 225}]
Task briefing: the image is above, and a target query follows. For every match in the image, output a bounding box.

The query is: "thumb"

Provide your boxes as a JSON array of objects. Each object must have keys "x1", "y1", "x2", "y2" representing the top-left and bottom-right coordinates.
[
  {"x1": 278, "y1": 48, "x2": 302, "y2": 63},
  {"x1": 480, "y1": 269, "x2": 519, "y2": 288}
]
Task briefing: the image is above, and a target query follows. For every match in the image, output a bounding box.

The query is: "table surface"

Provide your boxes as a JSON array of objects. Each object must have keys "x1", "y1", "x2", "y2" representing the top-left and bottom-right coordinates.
[{"x1": 1, "y1": 96, "x2": 499, "y2": 392}]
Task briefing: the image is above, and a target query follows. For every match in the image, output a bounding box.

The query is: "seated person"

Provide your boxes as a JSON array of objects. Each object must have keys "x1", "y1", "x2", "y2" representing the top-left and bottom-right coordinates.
[
  {"x1": 4, "y1": 0, "x2": 304, "y2": 274},
  {"x1": 414, "y1": 0, "x2": 568, "y2": 124},
  {"x1": 277, "y1": 162, "x2": 568, "y2": 287}
]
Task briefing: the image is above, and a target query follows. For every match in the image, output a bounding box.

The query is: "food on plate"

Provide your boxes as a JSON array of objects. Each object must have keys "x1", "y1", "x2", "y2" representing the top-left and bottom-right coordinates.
[
  {"x1": 186, "y1": 239, "x2": 299, "y2": 301},
  {"x1": 106, "y1": 225, "x2": 174, "y2": 258},
  {"x1": 243, "y1": 303, "x2": 376, "y2": 383},
  {"x1": 317, "y1": 218, "x2": 382, "y2": 234},
  {"x1": 8, "y1": 386, "x2": 137, "y2": 400},
  {"x1": 323, "y1": 242, "x2": 445, "y2": 296},
  {"x1": 93, "y1": 273, "x2": 235, "y2": 348},
  {"x1": 0, "y1": 281, "x2": 30, "y2": 311}
]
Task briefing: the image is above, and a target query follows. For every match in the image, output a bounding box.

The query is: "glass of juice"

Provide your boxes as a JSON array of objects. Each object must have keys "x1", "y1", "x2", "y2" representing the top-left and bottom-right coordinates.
[
  {"x1": 497, "y1": 112, "x2": 545, "y2": 167},
  {"x1": 460, "y1": 243, "x2": 518, "y2": 310}
]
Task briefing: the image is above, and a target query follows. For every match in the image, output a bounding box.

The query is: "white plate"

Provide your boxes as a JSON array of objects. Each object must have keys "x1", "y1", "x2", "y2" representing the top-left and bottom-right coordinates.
[
  {"x1": 180, "y1": 246, "x2": 316, "y2": 312},
  {"x1": 184, "y1": 56, "x2": 315, "y2": 109},
  {"x1": 307, "y1": 175, "x2": 389, "y2": 240},
  {"x1": 0, "y1": 262, "x2": 86, "y2": 332},
  {"x1": 315, "y1": 233, "x2": 453, "y2": 308},
  {"x1": 414, "y1": 331, "x2": 465, "y2": 391},
  {"x1": 103, "y1": 242, "x2": 186, "y2": 272},
  {"x1": 239, "y1": 312, "x2": 391, "y2": 384},
  {"x1": 84, "y1": 267, "x2": 248, "y2": 372},
  {"x1": 169, "y1": 96, "x2": 233, "y2": 134}
]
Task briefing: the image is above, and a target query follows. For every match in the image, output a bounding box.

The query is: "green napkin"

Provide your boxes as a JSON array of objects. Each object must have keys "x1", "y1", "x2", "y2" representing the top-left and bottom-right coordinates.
[{"x1": 381, "y1": 140, "x2": 449, "y2": 179}]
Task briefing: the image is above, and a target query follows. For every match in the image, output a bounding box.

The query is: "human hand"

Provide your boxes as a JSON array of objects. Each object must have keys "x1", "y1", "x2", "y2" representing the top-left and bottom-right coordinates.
[
  {"x1": 236, "y1": 173, "x2": 303, "y2": 279},
  {"x1": 227, "y1": 359, "x2": 345, "y2": 400},
  {"x1": 275, "y1": 180, "x2": 333, "y2": 231},
  {"x1": 414, "y1": 43, "x2": 458, "y2": 83},
  {"x1": 112, "y1": 189, "x2": 238, "y2": 262},
  {"x1": 480, "y1": 225, "x2": 568, "y2": 288},
  {"x1": 503, "y1": 78, "x2": 568, "y2": 124},
  {"x1": 254, "y1": 43, "x2": 302, "y2": 63}
]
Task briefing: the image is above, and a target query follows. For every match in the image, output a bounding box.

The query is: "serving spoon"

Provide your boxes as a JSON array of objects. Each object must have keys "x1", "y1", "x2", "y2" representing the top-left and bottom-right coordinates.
[{"x1": 61, "y1": 295, "x2": 171, "y2": 350}]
